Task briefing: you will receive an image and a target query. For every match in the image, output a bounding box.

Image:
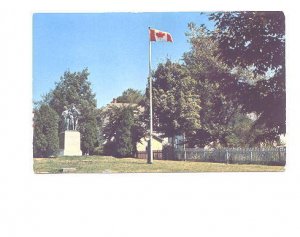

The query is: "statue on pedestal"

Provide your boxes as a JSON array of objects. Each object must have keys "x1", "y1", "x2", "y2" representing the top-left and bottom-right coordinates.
[
  {"x1": 59, "y1": 104, "x2": 82, "y2": 156},
  {"x1": 61, "y1": 104, "x2": 81, "y2": 131}
]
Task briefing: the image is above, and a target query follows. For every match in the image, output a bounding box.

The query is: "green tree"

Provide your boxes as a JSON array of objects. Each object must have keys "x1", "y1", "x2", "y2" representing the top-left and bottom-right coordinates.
[
  {"x1": 184, "y1": 21, "x2": 282, "y2": 147},
  {"x1": 184, "y1": 24, "x2": 241, "y2": 147},
  {"x1": 208, "y1": 11, "x2": 285, "y2": 142},
  {"x1": 33, "y1": 104, "x2": 59, "y2": 157},
  {"x1": 116, "y1": 88, "x2": 145, "y2": 104},
  {"x1": 224, "y1": 113, "x2": 265, "y2": 147},
  {"x1": 93, "y1": 108, "x2": 106, "y2": 155},
  {"x1": 151, "y1": 60, "x2": 201, "y2": 142},
  {"x1": 46, "y1": 69, "x2": 98, "y2": 154},
  {"x1": 102, "y1": 105, "x2": 145, "y2": 157},
  {"x1": 115, "y1": 107, "x2": 135, "y2": 157}
]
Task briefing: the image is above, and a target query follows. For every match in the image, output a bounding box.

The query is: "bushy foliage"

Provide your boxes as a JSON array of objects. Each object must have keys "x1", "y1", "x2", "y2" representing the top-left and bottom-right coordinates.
[
  {"x1": 116, "y1": 88, "x2": 145, "y2": 104},
  {"x1": 115, "y1": 108, "x2": 135, "y2": 157},
  {"x1": 33, "y1": 104, "x2": 59, "y2": 157},
  {"x1": 183, "y1": 16, "x2": 284, "y2": 147},
  {"x1": 183, "y1": 25, "x2": 241, "y2": 147},
  {"x1": 44, "y1": 69, "x2": 98, "y2": 154},
  {"x1": 102, "y1": 105, "x2": 146, "y2": 157},
  {"x1": 103, "y1": 141, "x2": 117, "y2": 156},
  {"x1": 151, "y1": 60, "x2": 201, "y2": 138},
  {"x1": 208, "y1": 11, "x2": 285, "y2": 142}
]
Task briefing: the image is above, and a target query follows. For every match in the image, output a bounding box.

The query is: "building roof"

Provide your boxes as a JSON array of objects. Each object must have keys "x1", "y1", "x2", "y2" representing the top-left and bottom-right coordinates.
[{"x1": 142, "y1": 134, "x2": 164, "y2": 142}]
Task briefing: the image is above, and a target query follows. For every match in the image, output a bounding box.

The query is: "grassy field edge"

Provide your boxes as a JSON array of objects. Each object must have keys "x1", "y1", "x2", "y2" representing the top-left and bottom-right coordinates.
[{"x1": 33, "y1": 156, "x2": 285, "y2": 173}]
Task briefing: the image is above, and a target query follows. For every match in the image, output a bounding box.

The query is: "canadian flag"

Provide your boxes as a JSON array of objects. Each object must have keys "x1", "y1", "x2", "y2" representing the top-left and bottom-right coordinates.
[{"x1": 149, "y1": 28, "x2": 173, "y2": 42}]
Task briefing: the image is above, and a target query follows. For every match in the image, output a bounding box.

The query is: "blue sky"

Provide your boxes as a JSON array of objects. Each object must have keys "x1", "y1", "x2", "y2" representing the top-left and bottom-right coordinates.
[{"x1": 33, "y1": 13, "x2": 214, "y2": 107}]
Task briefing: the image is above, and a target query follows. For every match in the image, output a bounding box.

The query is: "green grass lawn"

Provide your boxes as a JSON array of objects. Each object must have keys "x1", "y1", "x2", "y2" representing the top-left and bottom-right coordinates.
[{"x1": 33, "y1": 155, "x2": 284, "y2": 173}]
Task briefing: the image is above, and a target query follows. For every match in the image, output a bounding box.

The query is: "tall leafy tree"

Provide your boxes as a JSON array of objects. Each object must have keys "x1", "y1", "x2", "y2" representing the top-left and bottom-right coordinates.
[
  {"x1": 47, "y1": 69, "x2": 98, "y2": 154},
  {"x1": 184, "y1": 24, "x2": 242, "y2": 147},
  {"x1": 93, "y1": 108, "x2": 106, "y2": 154},
  {"x1": 151, "y1": 60, "x2": 201, "y2": 141},
  {"x1": 33, "y1": 104, "x2": 59, "y2": 157},
  {"x1": 208, "y1": 11, "x2": 285, "y2": 141},
  {"x1": 115, "y1": 107, "x2": 135, "y2": 157}
]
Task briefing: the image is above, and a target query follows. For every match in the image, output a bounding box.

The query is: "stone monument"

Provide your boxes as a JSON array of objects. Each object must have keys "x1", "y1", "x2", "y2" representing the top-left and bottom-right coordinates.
[{"x1": 59, "y1": 104, "x2": 82, "y2": 156}]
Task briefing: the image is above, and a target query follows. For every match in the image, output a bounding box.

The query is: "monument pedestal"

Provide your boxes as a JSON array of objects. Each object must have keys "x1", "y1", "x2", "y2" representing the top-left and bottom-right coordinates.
[{"x1": 59, "y1": 131, "x2": 82, "y2": 156}]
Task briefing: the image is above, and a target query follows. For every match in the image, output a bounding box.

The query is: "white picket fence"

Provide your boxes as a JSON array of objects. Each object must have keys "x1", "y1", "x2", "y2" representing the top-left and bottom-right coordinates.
[{"x1": 166, "y1": 147, "x2": 286, "y2": 166}]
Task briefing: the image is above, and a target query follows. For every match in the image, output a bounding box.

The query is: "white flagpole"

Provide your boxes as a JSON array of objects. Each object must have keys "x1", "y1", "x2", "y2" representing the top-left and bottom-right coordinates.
[{"x1": 148, "y1": 27, "x2": 153, "y2": 164}]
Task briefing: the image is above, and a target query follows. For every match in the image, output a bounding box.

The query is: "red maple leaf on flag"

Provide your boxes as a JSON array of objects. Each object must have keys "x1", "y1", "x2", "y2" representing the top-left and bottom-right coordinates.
[
  {"x1": 149, "y1": 28, "x2": 173, "y2": 42},
  {"x1": 156, "y1": 32, "x2": 165, "y2": 38}
]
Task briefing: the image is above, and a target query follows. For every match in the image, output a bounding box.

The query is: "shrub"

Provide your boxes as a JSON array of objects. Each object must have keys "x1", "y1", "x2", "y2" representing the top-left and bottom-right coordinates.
[{"x1": 33, "y1": 105, "x2": 59, "y2": 157}]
